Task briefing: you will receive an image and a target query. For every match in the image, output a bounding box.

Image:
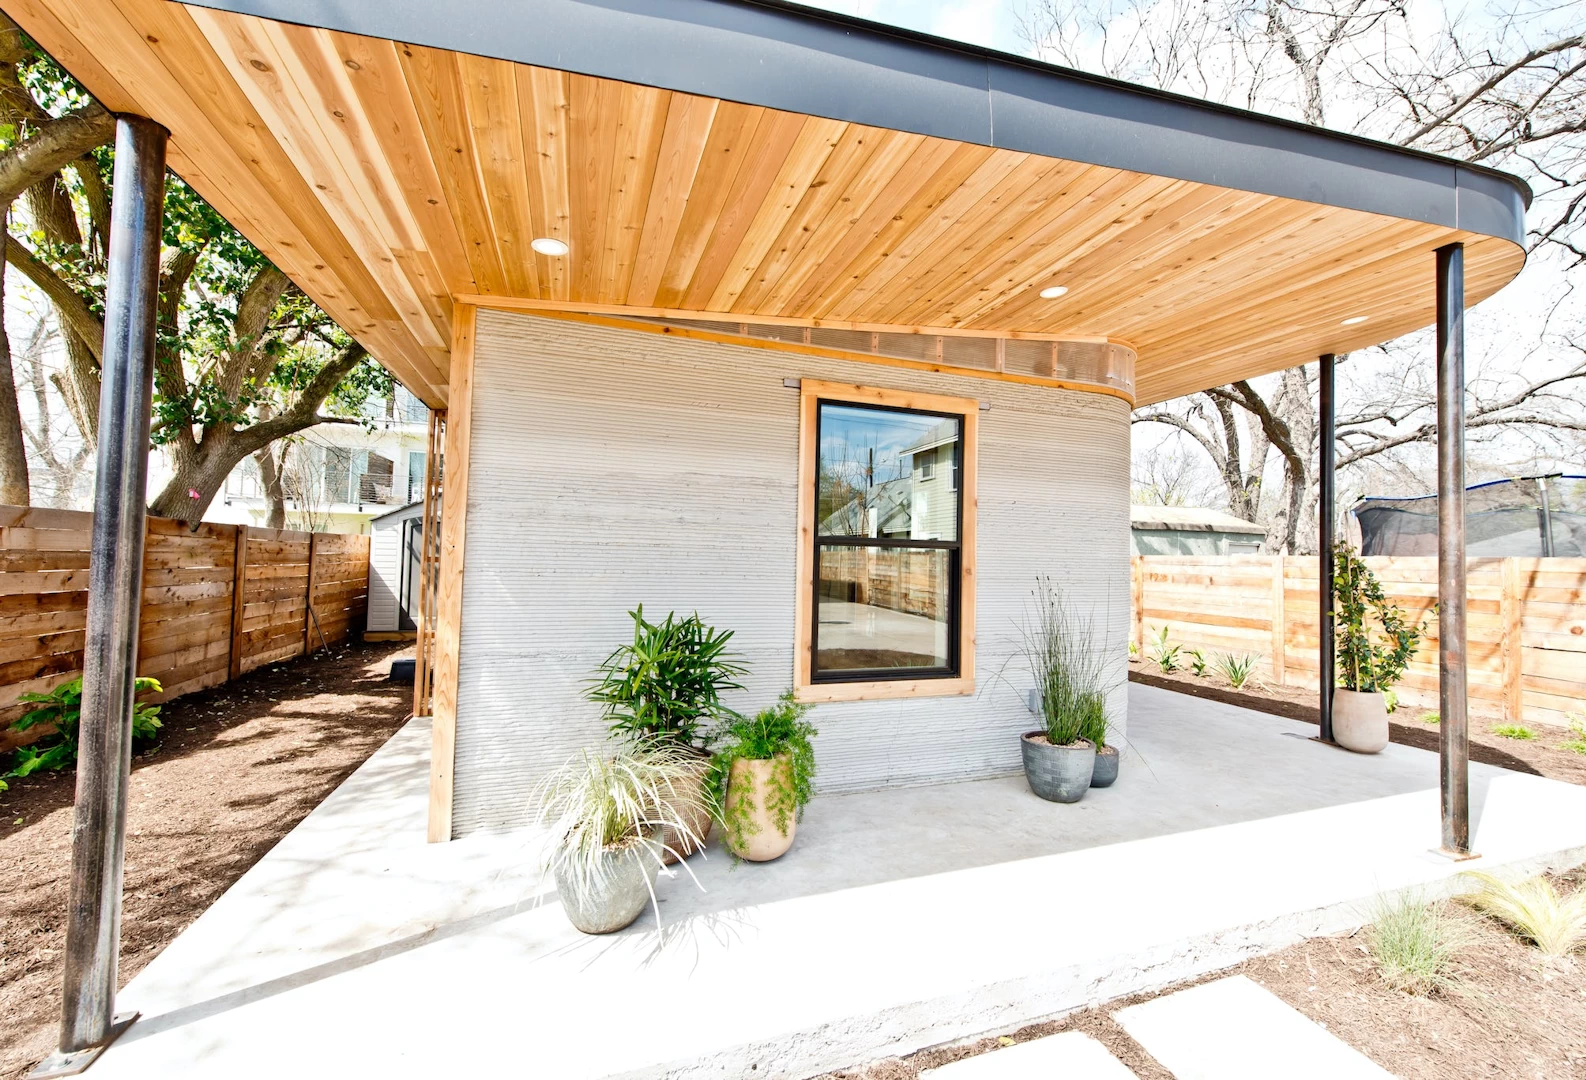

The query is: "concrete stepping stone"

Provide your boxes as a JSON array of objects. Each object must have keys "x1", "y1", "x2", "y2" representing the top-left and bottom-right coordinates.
[
  {"x1": 1112, "y1": 975, "x2": 1397, "y2": 1080},
  {"x1": 919, "y1": 1030, "x2": 1139, "y2": 1078}
]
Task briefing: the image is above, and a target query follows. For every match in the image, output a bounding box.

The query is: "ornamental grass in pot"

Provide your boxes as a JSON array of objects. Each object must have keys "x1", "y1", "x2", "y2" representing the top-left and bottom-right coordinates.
[
  {"x1": 1015, "y1": 578, "x2": 1107, "y2": 803},
  {"x1": 1332, "y1": 543, "x2": 1426, "y2": 754},
  {"x1": 534, "y1": 741, "x2": 710, "y2": 934},
  {"x1": 708, "y1": 691, "x2": 817, "y2": 862},
  {"x1": 1078, "y1": 690, "x2": 1119, "y2": 788},
  {"x1": 587, "y1": 606, "x2": 745, "y2": 862}
]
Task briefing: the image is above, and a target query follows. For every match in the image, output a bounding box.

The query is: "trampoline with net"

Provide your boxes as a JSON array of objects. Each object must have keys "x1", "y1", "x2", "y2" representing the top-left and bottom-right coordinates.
[{"x1": 1353, "y1": 474, "x2": 1586, "y2": 557}]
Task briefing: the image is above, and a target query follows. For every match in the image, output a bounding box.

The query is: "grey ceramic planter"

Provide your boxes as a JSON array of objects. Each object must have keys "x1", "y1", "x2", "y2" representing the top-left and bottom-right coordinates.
[
  {"x1": 1091, "y1": 744, "x2": 1120, "y2": 788},
  {"x1": 1021, "y1": 732, "x2": 1095, "y2": 803},
  {"x1": 553, "y1": 841, "x2": 656, "y2": 934}
]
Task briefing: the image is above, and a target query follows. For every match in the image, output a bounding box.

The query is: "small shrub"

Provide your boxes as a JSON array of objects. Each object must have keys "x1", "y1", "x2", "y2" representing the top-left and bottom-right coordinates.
[
  {"x1": 1147, "y1": 625, "x2": 1180, "y2": 674},
  {"x1": 1492, "y1": 724, "x2": 1535, "y2": 741},
  {"x1": 1422, "y1": 712, "x2": 1441, "y2": 725},
  {"x1": 1211, "y1": 651, "x2": 1259, "y2": 690},
  {"x1": 1563, "y1": 714, "x2": 1586, "y2": 756},
  {"x1": 1332, "y1": 542, "x2": 1427, "y2": 694},
  {"x1": 586, "y1": 606, "x2": 746, "y2": 749},
  {"x1": 708, "y1": 691, "x2": 818, "y2": 856},
  {"x1": 7, "y1": 677, "x2": 163, "y2": 779},
  {"x1": 1466, "y1": 872, "x2": 1586, "y2": 955},
  {"x1": 1365, "y1": 893, "x2": 1467, "y2": 995},
  {"x1": 1187, "y1": 649, "x2": 1208, "y2": 677},
  {"x1": 1383, "y1": 688, "x2": 1399, "y2": 714}
]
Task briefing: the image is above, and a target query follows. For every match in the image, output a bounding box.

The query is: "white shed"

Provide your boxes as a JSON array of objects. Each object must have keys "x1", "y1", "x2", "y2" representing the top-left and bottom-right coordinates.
[{"x1": 366, "y1": 502, "x2": 425, "y2": 637}]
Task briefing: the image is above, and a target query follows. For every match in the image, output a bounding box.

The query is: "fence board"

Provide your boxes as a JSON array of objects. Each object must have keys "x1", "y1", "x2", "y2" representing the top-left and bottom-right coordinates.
[
  {"x1": 1133, "y1": 555, "x2": 1586, "y2": 728},
  {"x1": 0, "y1": 505, "x2": 370, "y2": 739}
]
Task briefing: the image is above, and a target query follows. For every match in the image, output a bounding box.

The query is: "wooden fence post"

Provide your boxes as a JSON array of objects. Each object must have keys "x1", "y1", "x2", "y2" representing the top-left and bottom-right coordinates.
[
  {"x1": 302, "y1": 532, "x2": 319, "y2": 657},
  {"x1": 228, "y1": 524, "x2": 248, "y2": 681},
  {"x1": 1501, "y1": 557, "x2": 1522, "y2": 723},
  {"x1": 1270, "y1": 555, "x2": 1287, "y2": 686}
]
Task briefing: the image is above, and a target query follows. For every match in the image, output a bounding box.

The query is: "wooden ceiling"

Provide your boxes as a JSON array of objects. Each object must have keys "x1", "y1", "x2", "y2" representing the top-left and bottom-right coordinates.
[{"x1": 10, "y1": 0, "x2": 1524, "y2": 406}]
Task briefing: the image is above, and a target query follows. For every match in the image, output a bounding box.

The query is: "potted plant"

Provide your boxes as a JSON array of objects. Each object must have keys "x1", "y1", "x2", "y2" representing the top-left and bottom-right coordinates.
[
  {"x1": 1078, "y1": 690, "x2": 1119, "y2": 788},
  {"x1": 587, "y1": 606, "x2": 746, "y2": 861},
  {"x1": 1331, "y1": 542, "x2": 1427, "y2": 754},
  {"x1": 1015, "y1": 579, "x2": 1104, "y2": 803},
  {"x1": 708, "y1": 691, "x2": 817, "y2": 862},
  {"x1": 534, "y1": 740, "x2": 709, "y2": 934}
]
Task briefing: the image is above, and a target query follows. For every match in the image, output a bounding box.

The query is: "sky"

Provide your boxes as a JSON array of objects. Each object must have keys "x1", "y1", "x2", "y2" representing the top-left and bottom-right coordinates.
[{"x1": 798, "y1": 0, "x2": 1025, "y2": 53}]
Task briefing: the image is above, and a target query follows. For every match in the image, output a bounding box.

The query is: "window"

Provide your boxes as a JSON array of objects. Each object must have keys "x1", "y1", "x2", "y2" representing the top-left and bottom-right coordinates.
[{"x1": 795, "y1": 381, "x2": 978, "y2": 702}]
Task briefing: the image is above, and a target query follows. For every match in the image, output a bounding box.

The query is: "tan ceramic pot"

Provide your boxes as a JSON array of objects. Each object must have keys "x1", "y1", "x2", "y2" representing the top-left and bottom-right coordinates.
[
  {"x1": 659, "y1": 749, "x2": 714, "y2": 865},
  {"x1": 1333, "y1": 688, "x2": 1389, "y2": 754},
  {"x1": 724, "y1": 755, "x2": 796, "y2": 862}
]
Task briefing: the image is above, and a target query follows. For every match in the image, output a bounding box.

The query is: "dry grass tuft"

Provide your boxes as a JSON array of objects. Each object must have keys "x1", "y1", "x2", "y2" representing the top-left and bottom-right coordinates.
[
  {"x1": 1365, "y1": 892, "x2": 1469, "y2": 995},
  {"x1": 1465, "y1": 872, "x2": 1586, "y2": 956}
]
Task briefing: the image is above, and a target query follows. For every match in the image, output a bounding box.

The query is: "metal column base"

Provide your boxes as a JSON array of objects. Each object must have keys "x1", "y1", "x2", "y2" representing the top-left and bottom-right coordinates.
[
  {"x1": 1429, "y1": 847, "x2": 1482, "y2": 863},
  {"x1": 27, "y1": 1014, "x2": 138, "y2": 1079}
]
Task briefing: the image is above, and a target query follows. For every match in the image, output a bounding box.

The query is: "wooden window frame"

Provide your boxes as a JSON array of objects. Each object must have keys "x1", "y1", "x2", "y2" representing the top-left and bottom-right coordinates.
[{"x1": 794, "y1": 379, "x2": 978, "y2": 703}]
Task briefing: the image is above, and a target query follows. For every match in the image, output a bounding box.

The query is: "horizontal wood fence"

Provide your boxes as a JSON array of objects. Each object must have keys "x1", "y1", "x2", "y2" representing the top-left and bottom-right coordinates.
[
  {"x1": 1131, "y1": 555, "x2": 1586, "y2": 728},
  {"x1": 1, "y1": 505, "x2": 370, "y2": 739}
]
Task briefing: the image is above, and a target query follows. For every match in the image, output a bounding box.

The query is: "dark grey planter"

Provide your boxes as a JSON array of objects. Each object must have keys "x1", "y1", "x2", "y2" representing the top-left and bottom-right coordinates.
[
  {"x1": 553, "y1": 841, "x2": 656, "y2": 934},
  {"x1": 1020, "y1": 732, "x2": 1095, "y2": 803},
  {"x1": 1091, "y1": 744, "x2": 1120, "y2": 788}
]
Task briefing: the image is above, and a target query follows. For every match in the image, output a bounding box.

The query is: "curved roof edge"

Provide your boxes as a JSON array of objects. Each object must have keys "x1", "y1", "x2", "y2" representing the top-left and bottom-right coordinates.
[{"x1": 177, "y1": 0, "x2": 1532, "y2": 247}]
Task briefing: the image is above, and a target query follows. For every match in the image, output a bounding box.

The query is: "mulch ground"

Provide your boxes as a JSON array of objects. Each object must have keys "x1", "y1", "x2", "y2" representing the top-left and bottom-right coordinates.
[
  {"x1": 1129, "y1": 664, "x2": 1586, "y2": 787},
  {"x1": 823, "y1": 869, "x2": 1586, "y2": 1080},
  {"x1": 0, "y1": 639, "x2": 413, "y2": 1079}
]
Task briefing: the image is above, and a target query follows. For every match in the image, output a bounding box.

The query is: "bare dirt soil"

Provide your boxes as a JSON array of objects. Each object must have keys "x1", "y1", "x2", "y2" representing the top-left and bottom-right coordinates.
[
  {"x1": 823, "y1": 869, "x2": 1586, "y2": 1080},
  {"x1": 0, "y1": 639, "x2": 413, "y2": 1079},
  {"x1": 1130, "y1": 664, "x2": 1586, "y2": 787}
]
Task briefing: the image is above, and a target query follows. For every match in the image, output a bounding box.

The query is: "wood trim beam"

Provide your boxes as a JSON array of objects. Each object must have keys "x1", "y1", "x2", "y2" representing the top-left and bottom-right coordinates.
[
  {"x1": 792, "y1": 378, "x2": 978, "y2": 704},
  {"x1": 487, "y1": 306, "x2": 1137, "y2": 407},
  {"x1": 427, "y1": 305, "x2": 475, "y2": 843}
]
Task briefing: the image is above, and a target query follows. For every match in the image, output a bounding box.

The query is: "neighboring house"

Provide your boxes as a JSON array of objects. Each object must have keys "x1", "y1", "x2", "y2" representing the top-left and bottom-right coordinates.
[
  {"x1": 37, "y1": 0, "x2": 1527, "y2": 848},
  {"x1": 1130, "y1": 505, "x2": 1267, "y2": 555},
  {"x1": 206, "y1": 386, "x2": 432, "y2": 534}
]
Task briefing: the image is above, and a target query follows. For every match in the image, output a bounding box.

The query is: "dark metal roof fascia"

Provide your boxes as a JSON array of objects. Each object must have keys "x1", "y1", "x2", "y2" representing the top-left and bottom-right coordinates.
[{"x1": 173, "y1": 0, "x2": 1531, "y2": 246}]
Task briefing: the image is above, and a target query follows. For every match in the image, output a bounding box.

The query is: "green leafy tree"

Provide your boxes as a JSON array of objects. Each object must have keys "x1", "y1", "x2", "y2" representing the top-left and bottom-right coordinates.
[{"x1": 0, "y1": 18, "x2": 392, "y2": 517}]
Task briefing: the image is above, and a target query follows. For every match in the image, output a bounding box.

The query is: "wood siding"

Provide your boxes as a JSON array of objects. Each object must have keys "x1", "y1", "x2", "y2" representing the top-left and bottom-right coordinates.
[
  {"x1": 450, "y1": 309, "x2": 1130, "y2": 836},
  {"x1": 0, "y1": 506, "x2": 370, "y2": 743},
  {"x1": 1130, "y1": 555, "x2": 1586, "y2": 727}
]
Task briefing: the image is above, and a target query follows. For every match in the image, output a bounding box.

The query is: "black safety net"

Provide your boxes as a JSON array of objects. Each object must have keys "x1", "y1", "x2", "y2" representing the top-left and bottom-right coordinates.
[{"x1": 1353, "y1": 475, "x2": 1586, "y2": 557}]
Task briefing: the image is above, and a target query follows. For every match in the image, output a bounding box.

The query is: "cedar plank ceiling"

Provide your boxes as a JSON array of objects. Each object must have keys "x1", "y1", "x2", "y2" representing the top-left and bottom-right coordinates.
[{"x1": 9, "y1": 0, "x2": 1525, "y2": 407}]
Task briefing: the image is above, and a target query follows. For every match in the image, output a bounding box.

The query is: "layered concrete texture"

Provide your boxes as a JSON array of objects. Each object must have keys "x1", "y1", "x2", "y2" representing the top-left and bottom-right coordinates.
[
  {"x1": 1115, "y1": 976, "x2": 1396, "y2": 1080},
  {"x1": 452, "y1": 309, "x2": 1131, "y2": 835},
  {"x1": 80, "y1": 685, "x2": 1586, "y2": 1079}
]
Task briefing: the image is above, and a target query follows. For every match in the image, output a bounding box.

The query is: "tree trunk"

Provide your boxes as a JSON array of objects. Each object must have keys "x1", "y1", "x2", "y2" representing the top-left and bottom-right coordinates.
[
  {"x1": 148, "y1": 433, "x2": 241, "y2": 524},
  {"x1": 0, "y1": 237, "x2": 31, "y2": 505},
  {"x1": 255, "y1": 443, "x2": 286, "y2": 529}
]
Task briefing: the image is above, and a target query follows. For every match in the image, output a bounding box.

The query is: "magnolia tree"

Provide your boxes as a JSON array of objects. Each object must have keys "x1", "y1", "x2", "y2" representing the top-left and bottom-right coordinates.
[
  {"x1": 1017, "y1": 0, "x2": 1586, "y2": 551},
  {"x1": 0, "y1": 16, "x2": 392, "y2": 518}
]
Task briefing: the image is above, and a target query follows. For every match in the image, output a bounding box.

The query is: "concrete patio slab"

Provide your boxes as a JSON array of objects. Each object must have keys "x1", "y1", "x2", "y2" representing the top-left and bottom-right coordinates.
[
  {"x1": 919, "y1": 1032, "x2": 1138, "y2": 1078},
  {"x1": 75, "y1": 684, "x2": 1586, "y2": 1080},
  {"x1": 1114, "y1": 975, "x2": 1396, "y2": 1079}
]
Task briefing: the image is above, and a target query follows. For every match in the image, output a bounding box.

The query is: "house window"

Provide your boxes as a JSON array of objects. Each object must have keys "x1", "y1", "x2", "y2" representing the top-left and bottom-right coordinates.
[{"x1": 796, "y1": 380, "x2": 978, "y2": 702}]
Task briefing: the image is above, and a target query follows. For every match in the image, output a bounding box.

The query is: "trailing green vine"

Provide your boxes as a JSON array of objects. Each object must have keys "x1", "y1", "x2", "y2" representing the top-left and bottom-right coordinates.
[{"x1": 707, "y1": 691, "x2": 817, "y2": 856}]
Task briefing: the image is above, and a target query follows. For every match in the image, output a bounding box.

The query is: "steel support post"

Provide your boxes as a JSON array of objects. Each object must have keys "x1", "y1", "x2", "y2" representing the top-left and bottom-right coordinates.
[
  {"x1": 1436, "y1": 242, "x2": 1470, "y2": 857},
  {"x1": 1318, "y1": 353, "x2": 1336, "y2": 744},
  {"x1": 33, "y1": 116, "x2": 168, "y2": 1080}
]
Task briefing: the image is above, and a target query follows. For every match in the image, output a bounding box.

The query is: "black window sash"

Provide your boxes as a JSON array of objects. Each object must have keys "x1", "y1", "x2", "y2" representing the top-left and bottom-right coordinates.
[{"x1": 810, "y1": 399, "x2": 964, "y2": 684}]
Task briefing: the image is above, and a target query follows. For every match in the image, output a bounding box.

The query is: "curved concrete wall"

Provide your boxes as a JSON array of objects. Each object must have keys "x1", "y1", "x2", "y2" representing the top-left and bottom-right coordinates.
[{"x1": 451, "y1": 309, "x2": 1130, "y2": 836}]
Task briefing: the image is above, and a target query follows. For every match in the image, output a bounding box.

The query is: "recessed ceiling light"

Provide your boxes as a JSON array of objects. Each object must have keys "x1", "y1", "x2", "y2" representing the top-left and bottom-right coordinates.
[
  {"x1": 1039, "y1": 285, "x2": 1069, "y2": 299},
  {"x1": 1340, "y1": 315, "x2": 1368, "y2": 326},
  {"x1": 531, "y1": 237, "x2": 569, "y2": 256}
]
